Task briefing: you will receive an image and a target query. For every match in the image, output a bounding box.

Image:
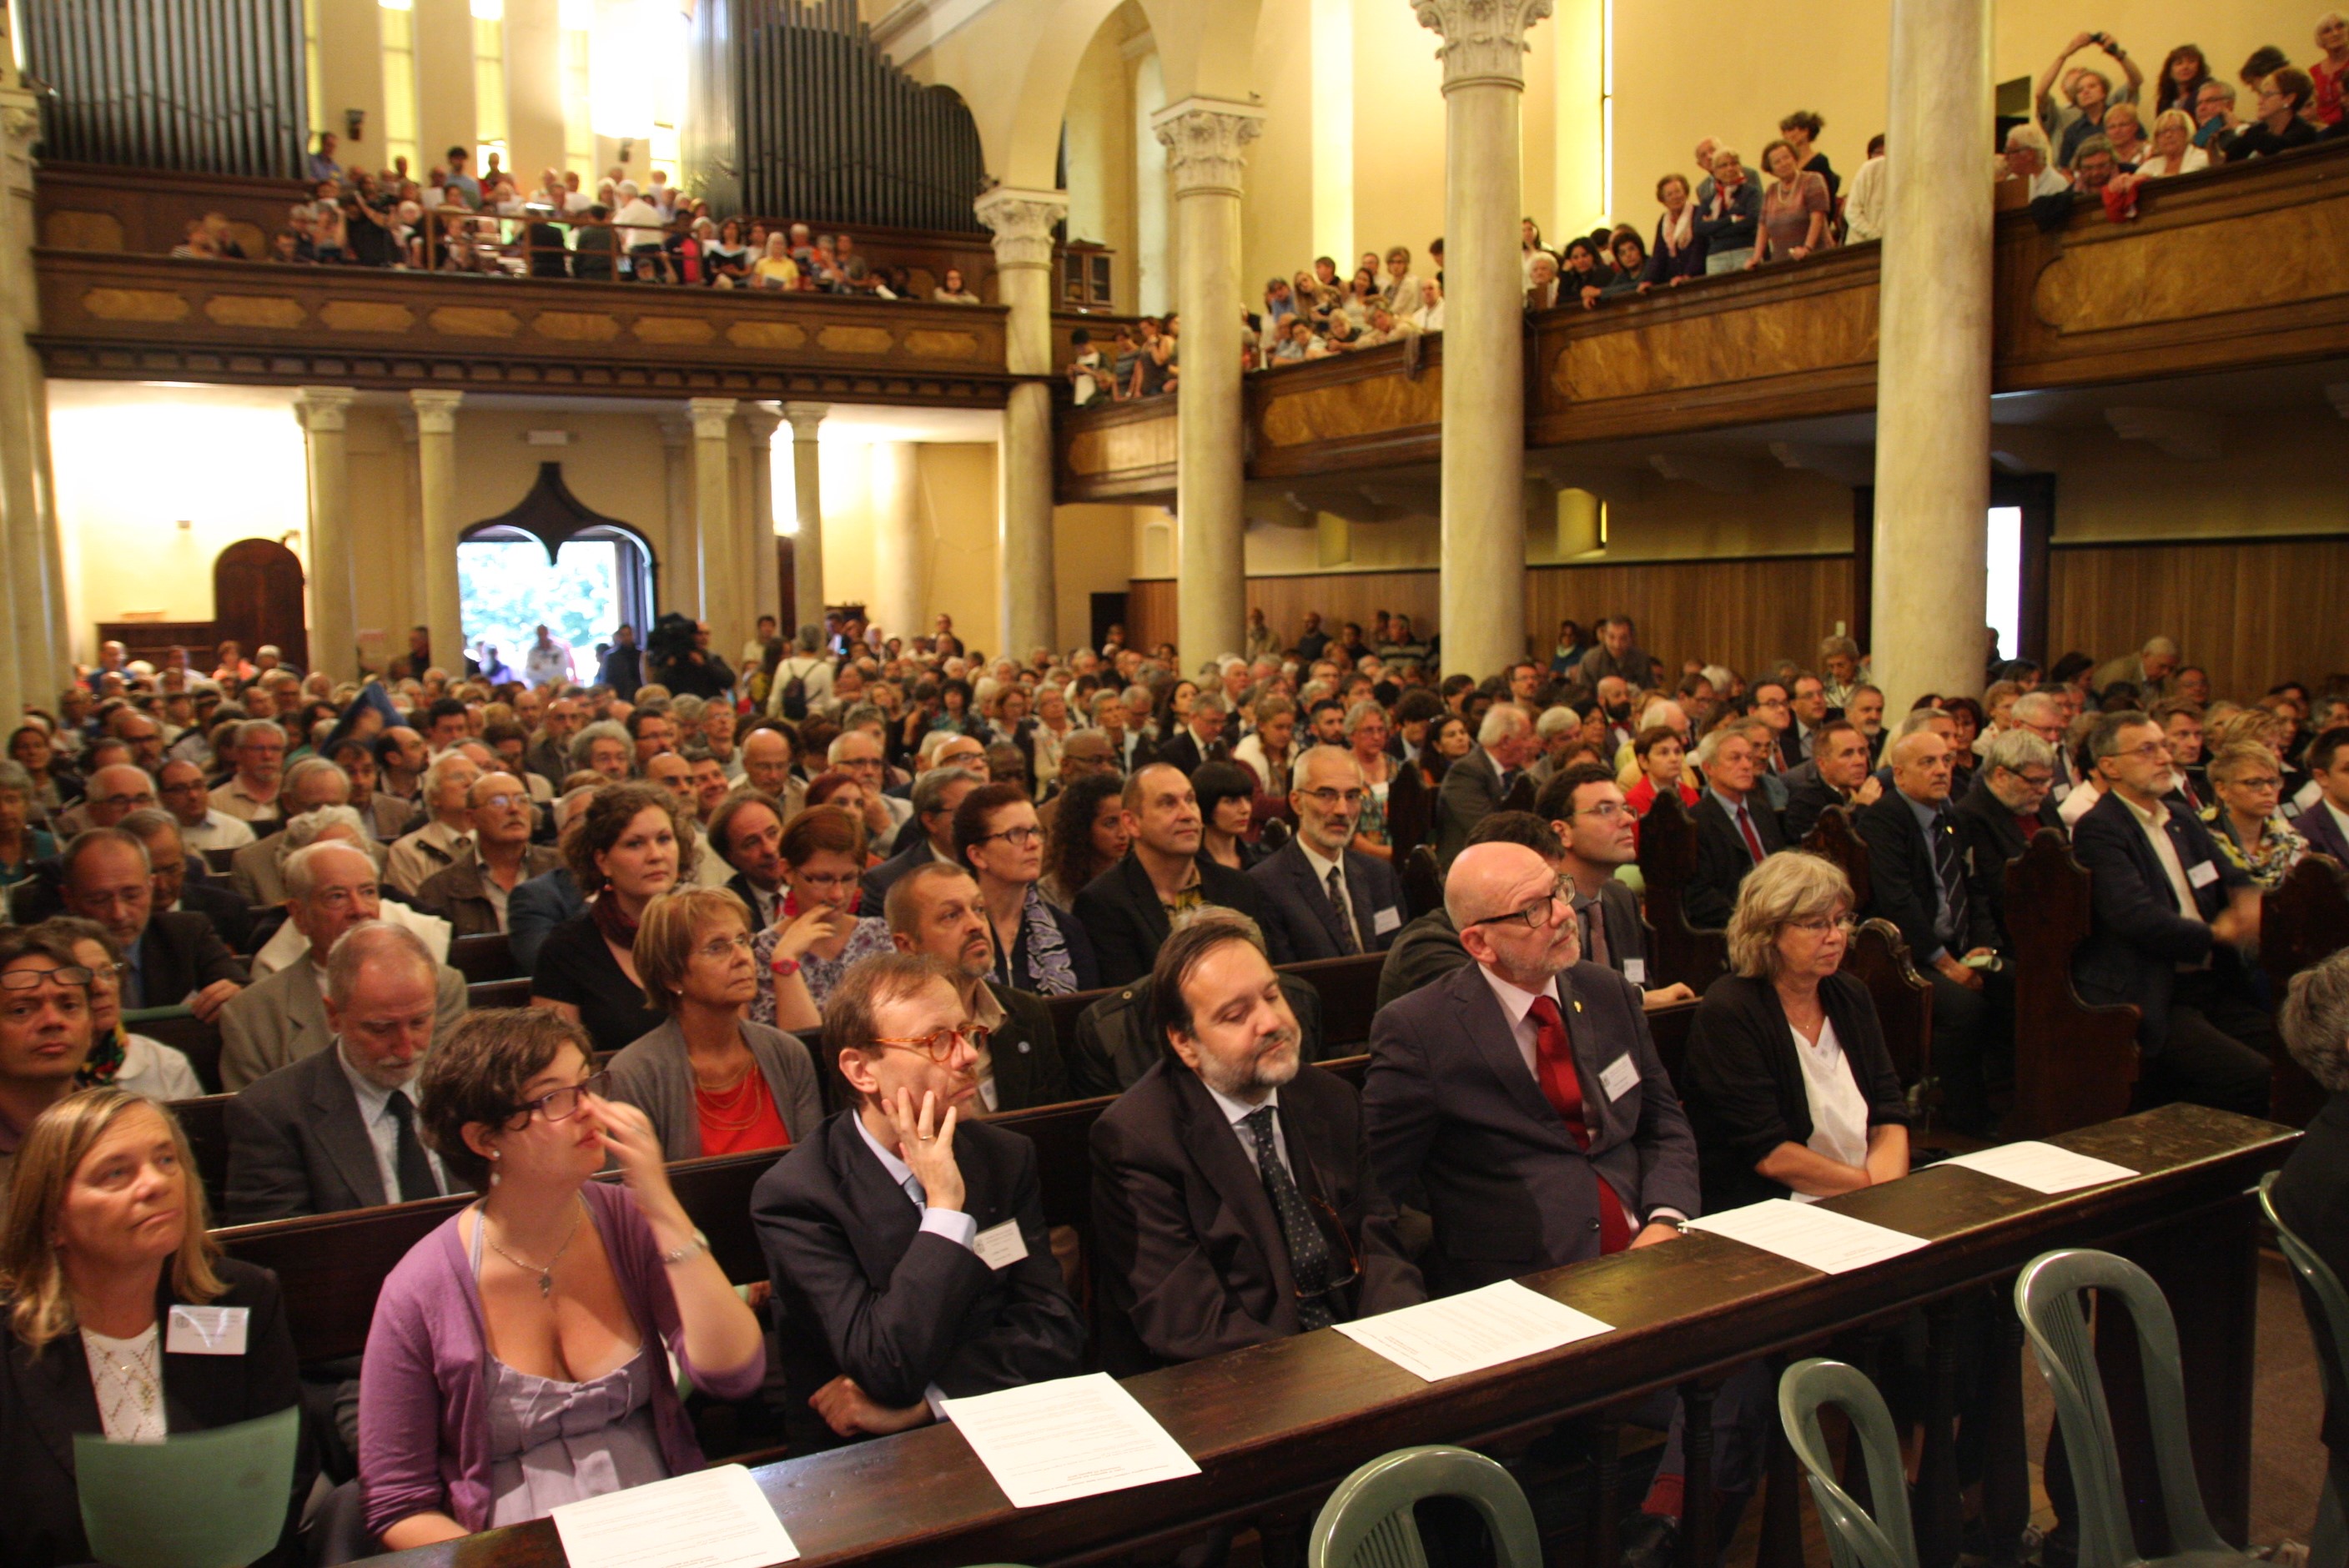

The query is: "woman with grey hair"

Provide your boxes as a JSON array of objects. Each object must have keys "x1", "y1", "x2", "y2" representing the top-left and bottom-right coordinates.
[
  {"x1": 2270, "y1": 950, "x2": 2349, "y2": 1320},
  {"x1": 0, "y1": 760, "x2": 54, "y2": 897},
  {"x1": 1681, "y1": 852, "x2": 1910, "y2": 1211}
]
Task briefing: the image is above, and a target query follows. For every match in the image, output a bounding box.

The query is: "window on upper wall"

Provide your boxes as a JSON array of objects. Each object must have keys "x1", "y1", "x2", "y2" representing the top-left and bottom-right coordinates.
[
  {"x1": 302, "y1": 0, "x2": 326, "y2": 142},
  {"x1": 379, "y1": 0, "x2": 419, "y2": 177},
  {"x1": 1986, "y1": 505, "x2": 2022, "y2": 666},
  {"x1": 561, "y1": 0, "x2": 594, "y2": 179},
  {"x1": 473, "y1": 0, "x2": 510, "y2": 179}
]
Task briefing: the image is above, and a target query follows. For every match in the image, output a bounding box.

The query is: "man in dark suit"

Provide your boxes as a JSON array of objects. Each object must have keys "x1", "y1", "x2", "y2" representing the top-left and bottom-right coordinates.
[
  {"x1": 860, "y1": 766, "x2": 983, "y2": 912},
  {"x1": 704, "y1": 790, "x2": 791, "y2": 929},
  {"x1": 1782, "y1": 721, "x2": 1884, "y2": 843},
  {"x1": 2296, "y1": 726, "x2": 2349, "y2": 867},
  {"x1": 1856, "y1": 730, "x2": 2009, "y2": 1134},
  {"x1": 1074, "y1": 763, "x2": 1275, "y2": 985},
  {"x1": 1153, "y1": 693, "x2": 1230, "y2": 776},
  {"x1": 1537, "y1": 765, "x2": 1698, "y2": 1010},
  {"x1": 885, "y1": 863, "x2": 1072, "y2": 1113},
  {"x1": 1686, "y1": 726, "x2": 1784, "y2": 929},
  {"x1": 123, "y1": 808, "x2": 253, "y2": 952},
  {"x1": 507, "y1": 862, "x2": 586, "y2": 971},
  {"x1": 59, "y1": 828, "x2": 247, "y2": 1021},
  {"x1": 1250, "y1": 746, "x2": 1406, "y2": 962},
  {"x1": 1433, "y1": 703, "x2": 1537, "y2": 866},
  {"x1": 1091, "y1": 917, "x2": 1424, "y2": 1372},
  {"x1": 2070, "y1": 711, "x2": 2272, "y2": 1116},
  {"x1": 751, "y1": 953, "x2": 1086, "y2": 1450},
  {"x1": 1953, "y1": 728, "x2": 2064, "y2": 952}
]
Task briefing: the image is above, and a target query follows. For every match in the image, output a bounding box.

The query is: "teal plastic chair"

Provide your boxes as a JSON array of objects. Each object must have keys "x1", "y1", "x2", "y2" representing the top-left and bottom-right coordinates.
[
  {"x1": 2014, "y1": 1249, "x2": 2256, "y2": 1568},
  {"x1": 1306, "y1": 1445, "x2": 1542, "y2": 1568},
  {"x1": 1778, "y1": 1358, "x2": 1920, "y2": 1568},
  {"x1": 2260, "y1": 1172, "x2": 2349, "y2": 1568},
  {"x1": 75, "y1": 1403, "x2": 302, "y2": 1568}
]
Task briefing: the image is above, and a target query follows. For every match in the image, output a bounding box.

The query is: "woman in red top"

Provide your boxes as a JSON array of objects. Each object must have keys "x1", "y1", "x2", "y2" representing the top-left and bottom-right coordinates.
[
  {"x1": 607, "y1": 887, "x2": 822, "y2": 1160},
  {"x1": 1622, "y1": 724, "x2": 1701, "y2": 847}
]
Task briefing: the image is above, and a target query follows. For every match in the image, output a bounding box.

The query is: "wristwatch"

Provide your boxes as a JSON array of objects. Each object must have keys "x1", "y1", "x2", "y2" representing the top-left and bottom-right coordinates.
[{"x1": 771, "y1": 954, "x2": 802, "y2": 978}]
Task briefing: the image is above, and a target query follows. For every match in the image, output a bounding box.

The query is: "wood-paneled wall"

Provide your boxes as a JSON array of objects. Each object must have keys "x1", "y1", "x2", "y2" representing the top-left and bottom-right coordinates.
[
  {"x1": 1128, "y1": 554, "x2": 1855, "y2": 681},
  {"x1": 2047, "y1": 535, "x2": 2349, "y2": 701}
]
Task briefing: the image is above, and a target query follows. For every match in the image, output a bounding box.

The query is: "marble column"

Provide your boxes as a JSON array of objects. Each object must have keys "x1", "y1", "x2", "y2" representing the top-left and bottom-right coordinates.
[
  {"x1": 294, "y1": 388, "x2": 360, "y2": 682},
  {"x1": 740, "y1": 402, "x2": 784, "y2": 648},
  {"x1": 1153, "y1": 99, "x2": 1261, "y2": 671},
  {"x1": 0, "y1": 77, "x2": 56, "y2": 703},
  {"x1": 658, "y1": 413, "x2": 699, "y2": 620},
  {"x1": 1870, "y1": 0, "x2": 1993, "y2": 709},
  {"x1": 409, "y1": 389, "x2": 466, "y2": 676},
  {"x1": 975, "y1": 187, "x2": 1066, "y2": 660},
  {"x1": 782, "y1": 402, "x2": 829, "y2": 636},
  {"x1": 870, "y1": 442, "x2": 927, "y2": 645},
  {"x1": 687, "y1": 397, "x2": 740, "y2": 654},
  {"x1": 1418, "y1": 0, "x2": 1551, "y2": 682}
]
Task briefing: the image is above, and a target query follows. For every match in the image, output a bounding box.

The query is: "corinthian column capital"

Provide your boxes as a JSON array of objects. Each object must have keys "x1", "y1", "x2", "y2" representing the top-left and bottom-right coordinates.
[
  {"x1": 1150, "y1": 98, "x2": 1264, "y2": 199},
  {"x1": 1413, "y1": 0, "x2": 1554, "y2": 89},
  {"x1": 973, "y1": 187, "x2": 1068, "y2": 270}
]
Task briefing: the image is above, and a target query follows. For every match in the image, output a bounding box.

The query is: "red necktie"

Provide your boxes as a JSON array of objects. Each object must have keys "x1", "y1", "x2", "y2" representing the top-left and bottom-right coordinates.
[
  {"x1": 1528, "y1": 994, "x2": 1632, "y2": 1254},
  {"x1": 1736, "y1": 803, "x2": 1766, "y2": 863}
]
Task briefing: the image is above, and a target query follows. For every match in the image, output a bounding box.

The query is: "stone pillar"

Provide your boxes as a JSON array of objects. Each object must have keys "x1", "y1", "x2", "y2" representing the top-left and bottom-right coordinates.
[
  {"x1": 409, "y1": 389, "x2": 465, "y2": 677},
  {"x1": 687, "y1": 397, "x2": 740, "y2": 654},
  {"x1": 1153, "y1": 99, "x2": 1261, "y2": 672},
  {"x1": 1870, "y1": 0, "x2": 1993, "y2": 710},
  {"x1": 0, "y1": 72, "x2": 54, "y2": 705},
  {"x1": 975, "y1": 187, "x2": 1066, "y2": 660},
  {"x1": 1418, "y1": 0, "x2": 1552, "y2": 682},
  {"x1": 294, "y1": 388, "x2": 360, "y2": 682},
  {"x1": 658, "y1": 413, "x2": 699, "y2": 620},
  {"x1": 782, "y1": 402, "x2": 829, "y2": 636},
  {"x1": 870, "y1": 442, "x2": 927, "y2": 644},
  {"x1": 740, "y1": 402, "x2": 784, "y2": 647}
]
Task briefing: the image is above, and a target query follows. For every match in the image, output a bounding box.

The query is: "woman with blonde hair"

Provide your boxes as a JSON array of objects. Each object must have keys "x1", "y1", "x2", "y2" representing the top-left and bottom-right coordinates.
[
  {"x1": 1681, "y1": 853, "x2": 1910, "y2": 1210},
  {"x1": 2137, "y1": 108, "x2": 2212, "y2": 176},
  {"x1": 608, "y1": 888, "x2": 822, "y2": 1160},
  {"x1": 2201, "y1": 743, "x2": 2306, "y2": 890},
  {"x1": 0, "y1": 1088, "x2": 309, "y2": 1566}
]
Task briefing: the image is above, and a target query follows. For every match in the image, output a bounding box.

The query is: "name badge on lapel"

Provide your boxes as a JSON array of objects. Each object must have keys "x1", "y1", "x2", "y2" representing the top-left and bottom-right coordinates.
[
  {"x1": 167, "y1": 1304, "x2": 249, "y2": 1356},
  {"x1": 2186, "y1": 860, "x2": 2219, "y2": 890},
  {"x1": 1599, "y1": 1054, "x2": 1639, "y2": 1102},
  {"x1": 1372, "y1": 906, "x2": 1401, "y2": 936},
  {"x1": 972, "y1": 1219, "x2": 1029, "y2": 1270},
  {"x1": 1622, "y1": 957, "x2": 1647, "y2": 986}
]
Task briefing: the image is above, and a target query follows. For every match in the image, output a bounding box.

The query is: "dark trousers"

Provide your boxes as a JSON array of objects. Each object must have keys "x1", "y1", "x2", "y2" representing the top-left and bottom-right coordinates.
[
  {"x1": 2133, "y1": 971, "x2": 2274, "y2": 1118},
  {"x1": 1930, "y1": 964, "x2": 2013, "y2": 1136}
]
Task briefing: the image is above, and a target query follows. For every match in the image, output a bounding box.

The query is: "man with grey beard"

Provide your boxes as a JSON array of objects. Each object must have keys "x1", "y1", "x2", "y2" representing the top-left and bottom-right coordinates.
[{"x1": 1088, "y1": 912, "x2": 1423, "y2": 1371}]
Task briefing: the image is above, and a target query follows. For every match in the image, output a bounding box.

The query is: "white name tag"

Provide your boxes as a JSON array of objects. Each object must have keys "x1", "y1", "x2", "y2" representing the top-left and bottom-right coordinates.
[
  {"x1": 166, "y1": 1304, "x2": 249, "y2": 1356},
  {"x1": 972, "y1": 1219, "x2": 1029, "y2": 1271},
  {"x1": 2051, "y1": 782, "x2": 2070, "y2": 802},
  {"x1": 1622, "y1": 957, "x2": 1647, "y2": 986},
  {"x1": 1371, "y1": 906, "x2": 1401, "y2": 936},
  {"x1": 1599, "y1": 1054, "x2": 1640, "y2": 1103},
  {"x1": 2186, "y1": 860, "x2": 2219, "y2": 889}
]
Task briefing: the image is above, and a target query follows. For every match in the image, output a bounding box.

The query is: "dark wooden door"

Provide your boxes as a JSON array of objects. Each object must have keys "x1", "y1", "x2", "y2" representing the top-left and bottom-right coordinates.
[{"x1": 213, "y1": 539, "x2": 309, "y2": 673}]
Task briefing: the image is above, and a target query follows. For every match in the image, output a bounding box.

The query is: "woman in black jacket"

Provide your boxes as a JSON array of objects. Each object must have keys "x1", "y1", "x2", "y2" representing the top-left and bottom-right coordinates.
[{"x1": 1683, "y1": 852, "x2": 1909, "y2": 1212}]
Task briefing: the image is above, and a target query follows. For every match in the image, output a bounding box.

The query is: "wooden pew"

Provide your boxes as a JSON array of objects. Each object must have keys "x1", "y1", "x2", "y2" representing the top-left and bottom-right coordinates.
[
  {"x1": 1800, "y1": 805, "x2": 1873, "y2": 913},
  {"x1": 1400, "y1": 842, "x2": 1442, "y2": 921},
  {"x1": 1633, "y1": 792, "x2": 1729, "y2": 993},
  {"x1": 1843, "y1": 917, "x2": 1934, "y2": 1093},
  {"x1": 1041, "y1": 952, "x2": 1391, "y2": 1084},
  {"x1": 2004, "y1": 829, "x2": 2141, "y2": 1137},
  {"x1": 468, "y1": 977, "x2": 533, "y2": 1009},
  {"x1": 446, "y1": 932, "x2": 520, "y2": 983},
  {"x1": 129, "y1": 1008, "x2": 226, "y2": 1094},
  {"x1": 2260, "y1": 853, "x2": 2349, "y2": 1124},
  {"x1": 175, "y1": 1093, "x2": 233, "y2": 1210}
]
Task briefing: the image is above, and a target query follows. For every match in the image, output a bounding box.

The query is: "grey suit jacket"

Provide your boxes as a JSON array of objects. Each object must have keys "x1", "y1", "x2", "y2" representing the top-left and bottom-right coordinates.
[
  {"x1": 606, "y1": 1017, "x2": 823, "y2": 1161},
  {"x1": 223, "y1": 1042, "x2": 398, "y2": 1222},
  {"x1": 229, "y1": 831, "x2": 387, "y2": 906},
  {"x1": 1362, "y1": 958, "x2": 1698, "y2": 1292},
  {"x1": 1248, "y1": 840, "x2": 1406, "y2": 962},
  {"x1": 218, "y1": 957, "x2": 466, "y2": 1091},
  {"x1": 1432, "y1": 746, "x2": 1510, "y2": 867}
]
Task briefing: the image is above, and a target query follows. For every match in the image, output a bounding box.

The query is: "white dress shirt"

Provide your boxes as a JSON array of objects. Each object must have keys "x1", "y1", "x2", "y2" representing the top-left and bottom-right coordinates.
[
  {"x1": 1295, "y1": 839, "x2": 1362, "y2": 951},
  {"x1": 1202, "y1": 1081, "x2": 1292, "y2": 1179},
  {"x1": 336, "y1": 1042, "x2": 450, "y2": 1203},
  {"x1": 176, "y1": 809, "x2": 257, "y2": 853},
  {"x1": 1790, "y1": 1016, "x2": 1870, "y2": 1203}
]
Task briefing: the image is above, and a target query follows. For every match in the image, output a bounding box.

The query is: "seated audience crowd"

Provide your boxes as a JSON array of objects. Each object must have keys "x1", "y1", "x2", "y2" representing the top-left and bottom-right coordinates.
[{"x1": 1, "y1": 595, "x2": 2342, "y2": 1567}]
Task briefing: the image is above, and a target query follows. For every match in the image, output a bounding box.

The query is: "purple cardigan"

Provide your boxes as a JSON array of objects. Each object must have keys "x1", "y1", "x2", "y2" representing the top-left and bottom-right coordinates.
[{"x1": 358, "y1": 1179, "x2": 765, "y2": 1537}]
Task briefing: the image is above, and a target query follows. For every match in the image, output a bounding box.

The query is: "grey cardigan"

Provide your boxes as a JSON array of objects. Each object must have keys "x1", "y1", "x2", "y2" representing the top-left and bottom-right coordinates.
[{"x1": 606, "y1": 1016, "x2": 824, "y2": 1160}]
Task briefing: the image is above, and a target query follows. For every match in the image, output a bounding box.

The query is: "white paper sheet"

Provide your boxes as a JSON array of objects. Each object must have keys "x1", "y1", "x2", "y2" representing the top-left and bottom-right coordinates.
[
  {"x1": 1333, "y1": 1279, "x2": 1614, "y2": 1383},
  {"x1": 1688, "y1": 1199, "x2": 1928, "y2": 1274},
  {"x1": 551, "y1": 1464, "x2": 797, "y2": 1568},
  {"x1": 1936, "y1": 1142, "x2": 2137, "y2": 1194},
  {"x1": 940, "y1": 1372, "x2": 1202, "y2": 1509}
]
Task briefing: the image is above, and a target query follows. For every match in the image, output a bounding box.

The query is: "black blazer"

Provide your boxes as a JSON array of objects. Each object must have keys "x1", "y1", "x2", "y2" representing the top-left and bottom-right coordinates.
[
  {"x1": 1248, "y1": 841, "x2": 1406, "y2": 962},
  {"x1": 1951, "y1": 773, "x2": 2065, "y2": 952},
  {"x1": 985, "y1": 981, "x2": 1073, "y2": 1113},
  {"x1": 2070, "y1": 788, "x2": 2253, "y2": 1052},
  {"x1": 0, "y1": 1259, "x2": 312, "y2": 1568},
  {"x1": 2271, "y1": 1092, "x2": 2349, "y2": 1448},
  {"x1": 2299, "y1": 799, "x2": 2349, "y2": 867},
  {"x1": 1154, "y1": 731, "x2": 1214, "y2": 776},
  {"x1": 1376, "y1": 908, "x2": 1470, "y2": 1009},
  {"x1": 224, "y1": 1043, "x2": 400, "y2": 1223},
  {"x1": 1782, "y1": 770, "x2": 1859, "y2": 845},
  {"x1": 751, "y1": 1111, "x2": 1085, "y2": 1450},
  {"x1": 1362, "y1": 959, "x2": 1699, "y2": 1292},
  {"x1": 132, "y1": 909, "x2": 251, "y2": 1008},
  {"x1": 1687, "y1": 792, "x2": 1785, "y2": 930},
  {"x1": 1071, "y1": 852, "x2": 1272, "y2": 986},
  {"x1": 1089, "y1": 1054, "x2": 1425, "y2": 1373},
  {"x1": 175, "y1": 881, "x2": 256, "y2": 953},
  {"x1": 1855, "y1": 789, "x2": 1995, "y2": 962},
  {"x1": 1682, "y1": 972, "x2": 1909, "y2": 1211},
  {"x1": 858, "y1": 835, "x2": 946, "y2": 914},
  {"x1": 1432, "y1": 746, "x2": 1507, "y2": 867}
]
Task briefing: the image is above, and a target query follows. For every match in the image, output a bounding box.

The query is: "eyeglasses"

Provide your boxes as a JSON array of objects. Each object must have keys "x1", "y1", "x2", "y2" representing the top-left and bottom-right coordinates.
[
  {"x1": 2225, "y1": 776, "x2": 2284, "y2": 793},
  {"x1": 1297, "y1": 788, "x2": 1367, "y2": 810},
  {"x1": 1569, "y1": 802, "x2": 1632, "y2": 822},
  {"x1": 869, "y1": 1023, "x2": 991, "y2": 1063},
  {"x1": 0, "y1": 965, "x2": 93, "y2": 991},
  {"x1": 310, "y1": 883, "x2": 380, "y2": 911},
  {"x1": 1465, "y1": 876, "x2": 1573, "y2": 932},
  {"x1": 980, "y1": 826, "x2": 1044, "y2": 849},
  {"x1": 1786, "y1": 917, "x2": 1857, "y2": 937},
  {"x1": 2116, "y1": 741, "x2": 2174, "y2": 762},
  {"x1": 92, "y1": 791, "x2": 156, "y2": 810},
  {"x1": 1298, "y1": 1195, "x2": 1365, "y2": 1303},
  {"x1": 697, "y1": 932, "x2": 756, "y2": 961},
  {"x1": 478, "y1": 793, "x2": 525, "y2": 812},
  {"x1": 503, "y1": 1069, "x2": 612, "y2": 1128}
]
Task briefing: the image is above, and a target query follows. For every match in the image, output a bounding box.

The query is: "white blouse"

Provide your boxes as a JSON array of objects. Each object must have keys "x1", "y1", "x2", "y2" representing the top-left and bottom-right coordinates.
[
  {"x1": 1791, "y1": 1015, "x2": 1871, "y2": 1202},
  {"x1": 83, "y1": 1324, "x2": 168, "y2": 1443}
]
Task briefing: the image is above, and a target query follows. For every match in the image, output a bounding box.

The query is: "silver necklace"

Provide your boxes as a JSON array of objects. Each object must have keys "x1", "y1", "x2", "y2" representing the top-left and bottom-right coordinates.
[
  {"x1": 90, "y1": 1329, "x2": 160, "y2": 1428},
  {"x1": 483, "y1": 1196, "x2": 586, "y2": 1299}
]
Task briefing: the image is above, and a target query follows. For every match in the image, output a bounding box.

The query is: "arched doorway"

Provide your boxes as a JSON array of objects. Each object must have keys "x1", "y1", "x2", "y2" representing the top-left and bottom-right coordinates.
[
  {"x1": 214, "y1": 539, "x2": 308, "y2": 671},
  {"x1": 457, "y1": 464, "x2": 656, "y2": 686}
]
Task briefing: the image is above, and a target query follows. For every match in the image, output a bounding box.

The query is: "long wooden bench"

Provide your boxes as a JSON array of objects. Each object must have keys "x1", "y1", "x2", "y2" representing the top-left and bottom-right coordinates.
[
  {"x1": 446, "y1": 932, "x2": 520, "y2": 983},
  {"x1": 2005, "y1": 830, "x2": 2142, "y2": 1138},
  {"x1": 1633, "y1": 792, "x2": 1728, "y2": 993}
]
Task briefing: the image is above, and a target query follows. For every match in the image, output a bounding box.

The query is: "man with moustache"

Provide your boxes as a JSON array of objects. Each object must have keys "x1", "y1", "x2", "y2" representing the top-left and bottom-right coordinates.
[
  {"x1": 885, "y1": 863, "x2": 1072, "y2": 1113},
  {"x1": 1090, "y1": 913, "x2": 1424, "y2": 1371},
  {"x1": 751, "y1": 954, "x2": 1085, "y2": 1450}
]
